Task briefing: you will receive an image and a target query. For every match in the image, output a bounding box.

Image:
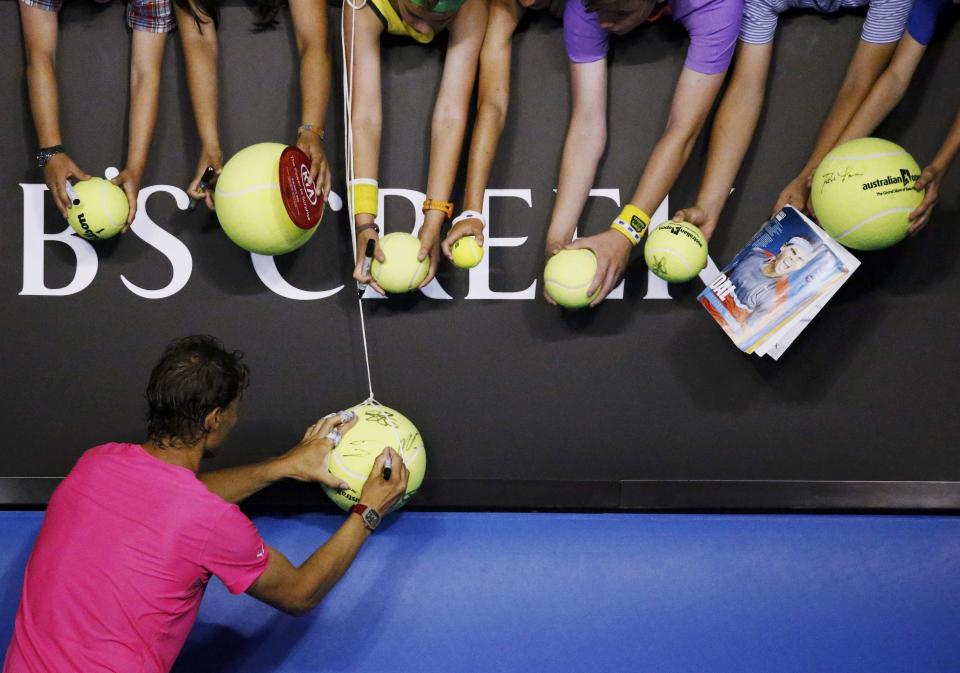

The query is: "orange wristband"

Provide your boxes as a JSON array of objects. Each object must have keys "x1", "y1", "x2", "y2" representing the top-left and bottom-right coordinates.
[{"x1": 422, "y1": 199, "x2": 454, "y2": 219}]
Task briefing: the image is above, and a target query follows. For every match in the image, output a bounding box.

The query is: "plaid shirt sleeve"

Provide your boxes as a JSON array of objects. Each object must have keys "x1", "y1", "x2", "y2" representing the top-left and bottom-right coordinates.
[
  {"x1": 19, "y1": 0, "x2": 64, "y2": 13},
  {"x1": 127, "y1": 0, "x2": 176, "y2": 33}
]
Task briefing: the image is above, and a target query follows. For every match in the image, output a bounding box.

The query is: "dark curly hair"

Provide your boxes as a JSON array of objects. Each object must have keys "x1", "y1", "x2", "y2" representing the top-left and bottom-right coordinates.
[{"x1": 146, "y1": 336, "x2": 249, "y2": 446}]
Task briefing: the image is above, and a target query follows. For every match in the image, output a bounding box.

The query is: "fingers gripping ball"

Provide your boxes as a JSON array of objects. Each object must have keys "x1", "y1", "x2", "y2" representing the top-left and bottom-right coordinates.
[
  {"x1": 811, "y1": 138, "x2": 924, "y2": 251},
  {"x1": 451, "y1": 236, "x2": 484, "y2": 269},
  {"x1": 544, "y1": 249, "x2": 600, "y2": 309},
  {"x1": 371, "y1": 232, "x2": 429, "y2": 293},
  {"x1": 644, "y1": 220, "x2": 708, "y2": 283},
  {"x1": 322, "y1": 404, "x2": 426, "y2": 511},
  {"x1": 67, "y1": 178, "x2": 128, "y2": 240},
  {"x1": 215, "y1": 143, "x2": 321, "y2": 255}
]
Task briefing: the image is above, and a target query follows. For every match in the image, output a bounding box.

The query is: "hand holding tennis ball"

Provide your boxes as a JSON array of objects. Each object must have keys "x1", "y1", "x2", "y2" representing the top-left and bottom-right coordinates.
[
  {"x1": 559, "y1": 230, "x2": 633, "y2": 307},
  {"x1": 371, "y1": 232, "x2": 430, "y2": 293},
  {"x1": 451, "y1": 236, "x2": 484, "y2": 268},
  {"x1": 443, "y1": 215, "x2": 485, "y2": 268},
  {"x1": 67, "y1": 178, "x2": 129, "y2": 241},
  {"x1": 543, "y1": 249, "x2": 600, "y2": 309}
]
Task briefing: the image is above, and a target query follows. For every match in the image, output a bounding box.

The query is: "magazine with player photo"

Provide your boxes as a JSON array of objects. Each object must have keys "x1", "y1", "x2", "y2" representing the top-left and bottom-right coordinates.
[{"x1": 699, "y1": 206, "x2": 860, "y2": 358}]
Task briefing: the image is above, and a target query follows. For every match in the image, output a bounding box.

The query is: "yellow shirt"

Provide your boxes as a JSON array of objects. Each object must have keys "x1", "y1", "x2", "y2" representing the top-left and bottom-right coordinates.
[{"x1": 368, "y1": 0, "x2": 435, "y2": 43}]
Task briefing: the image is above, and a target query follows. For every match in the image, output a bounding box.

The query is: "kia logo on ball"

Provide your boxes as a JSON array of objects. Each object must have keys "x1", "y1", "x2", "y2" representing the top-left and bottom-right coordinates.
[{"x1": 300, "y1": 164, "x2": 318, "y2": 206}]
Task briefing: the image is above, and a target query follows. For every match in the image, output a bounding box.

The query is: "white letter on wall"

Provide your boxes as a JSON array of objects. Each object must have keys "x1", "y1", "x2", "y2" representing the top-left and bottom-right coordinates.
[
  {"x1": 121, "y1": 185, "x2": 194, "y2": 299},
  {"x1": 20, "y1": 183, "x2": 98, "y2": 296}
]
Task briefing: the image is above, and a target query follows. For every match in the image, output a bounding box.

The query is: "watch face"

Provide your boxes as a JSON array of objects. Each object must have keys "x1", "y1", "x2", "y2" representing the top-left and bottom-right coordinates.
[{"x1": 362, "y1": 508, "x2": 381, "y2": 530}]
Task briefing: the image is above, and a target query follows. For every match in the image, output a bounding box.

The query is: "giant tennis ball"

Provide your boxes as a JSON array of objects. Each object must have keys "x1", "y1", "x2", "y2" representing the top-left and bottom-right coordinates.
[
  {"x1": 811, "y1": 138, "x2": 924, "y2": 251},
  {"x1": 322, "y1": 404, "x2": 426, "y2": 511},
  {"x1": 215, "y1": 143, "x2": 318, "y2": 255},
  {"x1": 543, "y1": 249, "x2": 600, "y2": 309},
  {"x1": 67, "y1": 177, "x2": 128, "y2": 240},
  {"x1": 451, "y1": 236, "x2": 484, "y2": 268},
  {"x1": 371, "y1": 232, "x2": 429, "y2": 293},
  {"x1": 644, "y1": 220, "x2": 708, "y2": 283}
]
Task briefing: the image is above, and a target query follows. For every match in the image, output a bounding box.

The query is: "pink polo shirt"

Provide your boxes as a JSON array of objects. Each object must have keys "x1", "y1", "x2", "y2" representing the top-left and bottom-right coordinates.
[{"x1": 3, "y1": 442, "x2": 270, "y2": 673}]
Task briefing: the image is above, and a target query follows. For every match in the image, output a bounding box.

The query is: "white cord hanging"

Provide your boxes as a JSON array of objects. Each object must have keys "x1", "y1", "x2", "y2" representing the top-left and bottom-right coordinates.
[{"x1": 342, "y1": 0, "x2": 378, "y2": 407}]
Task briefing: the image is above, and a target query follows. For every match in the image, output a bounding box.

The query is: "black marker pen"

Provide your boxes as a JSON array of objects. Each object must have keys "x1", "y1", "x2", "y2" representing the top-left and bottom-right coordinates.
[
  {"x1": 358, "y1": 239, "x2": 375, "y2": 297},
  {"x1": 188, "y1": 166, "x2": 216, "y2": 212}
]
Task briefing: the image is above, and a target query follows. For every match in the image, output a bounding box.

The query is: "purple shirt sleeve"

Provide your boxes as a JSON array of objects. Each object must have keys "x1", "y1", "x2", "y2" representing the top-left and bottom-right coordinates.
[
  {"x1": 676, "y1": 0, "x2": 744, "y2": 74},
  {"x1": 907, "y1": 0, "x2": 952, "y2": 45},
  {"x1": 564, "y1": 0, "x2": 610, "y2": 63}
]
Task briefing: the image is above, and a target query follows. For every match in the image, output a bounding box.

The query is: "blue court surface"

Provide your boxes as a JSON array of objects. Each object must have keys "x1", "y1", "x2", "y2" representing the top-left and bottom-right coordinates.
[{"x1": 1, "y1": 511, "x2": 958, "y2": 672}]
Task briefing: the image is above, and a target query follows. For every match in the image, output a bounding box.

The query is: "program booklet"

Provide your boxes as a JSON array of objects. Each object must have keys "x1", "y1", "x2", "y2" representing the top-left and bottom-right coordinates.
[{"x1": 698, "y1": 206, "x2": 860, "y2": 360}]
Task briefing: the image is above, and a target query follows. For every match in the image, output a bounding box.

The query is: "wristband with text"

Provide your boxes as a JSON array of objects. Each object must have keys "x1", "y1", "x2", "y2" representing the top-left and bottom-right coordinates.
[
  {"x1": 451, "y1": 210, "x2": 486, "y2": 230},
  {"x1": 422, "y1": 199, "x2": 454, "y2": 219},
  {"x1": 610, "y1": 205, "x2": 650, "y2": 246}
]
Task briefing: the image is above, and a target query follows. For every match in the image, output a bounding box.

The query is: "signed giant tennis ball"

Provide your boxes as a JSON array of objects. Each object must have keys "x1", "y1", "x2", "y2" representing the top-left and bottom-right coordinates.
[
  {"x1": 322, "y1": 404, "x2": 426, "y2": 511},
  {"x1": 67, "y1": 178, "x2": 128, "y2": 240},
  {"x1": 371, "y1": 232, "x2": 429, "y2": 293},
  {"x1": 644, "y1": 220, "x2": 708, "y2": 283},
  {"x1": 811, "y1": 138, "x2": 923, "y2": 250},
  {"x1": 544, "y1": 249, "x2": 600, "y2": 309}
]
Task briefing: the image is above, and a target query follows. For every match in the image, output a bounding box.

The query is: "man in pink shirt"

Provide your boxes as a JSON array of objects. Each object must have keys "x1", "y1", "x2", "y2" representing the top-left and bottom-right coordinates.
[{"x1": 3, "y1": 335, "x2": 409, "y2": 673}]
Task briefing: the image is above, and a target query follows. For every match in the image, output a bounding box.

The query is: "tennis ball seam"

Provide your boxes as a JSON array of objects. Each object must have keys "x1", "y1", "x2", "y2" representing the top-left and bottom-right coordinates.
[
  {"x1": 544, "y1": 278, "x2": 592, "y2": 291},
  {"x1": 332, "y1": 450, "x2": 366, "y2": 481},
  {"x1": 100, "y1": 181, "x2": 123, "y2": 232},
  {"x1": 832, "y1": 206, "x2": 914, "y2": 241}
]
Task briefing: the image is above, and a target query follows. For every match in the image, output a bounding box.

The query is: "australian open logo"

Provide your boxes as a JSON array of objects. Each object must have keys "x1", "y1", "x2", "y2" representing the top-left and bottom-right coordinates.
[
  {"x1": 300, "y1": 164, "x2": 318, "y2": 206},
  {"x1": 862, "y1": 168, "x2": 920, "y2": 191}
]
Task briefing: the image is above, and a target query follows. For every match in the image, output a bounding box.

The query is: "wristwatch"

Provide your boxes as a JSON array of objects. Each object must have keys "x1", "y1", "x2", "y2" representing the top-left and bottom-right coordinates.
[
  {"x1": 36, "y1": 145, "x2": 65, "y2": 169},
  {"x1": 350, "y1": 503, "x2": 382, "y2": 531}
]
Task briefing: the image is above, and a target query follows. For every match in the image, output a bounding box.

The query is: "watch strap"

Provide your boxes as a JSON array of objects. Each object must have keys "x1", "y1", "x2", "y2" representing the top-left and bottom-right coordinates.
[
  {"x1": 350, "y1": 503, "x2": 381, "y2": 531},
  {"x1": 37, "y1": 145, "x2": 65, "y2": 168}
]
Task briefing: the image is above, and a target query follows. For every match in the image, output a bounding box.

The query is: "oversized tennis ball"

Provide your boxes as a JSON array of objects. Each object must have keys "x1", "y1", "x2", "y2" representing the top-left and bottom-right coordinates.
[
  {"x1": 67, "y1": 178, "x2": 128, "y2": 240},
  {"x1": 811, "y1": 138, "x2": 924, "y2": 251},
  {"x1": 371, "y1": 232, "x2": 429, "y2": 293},
  {"x1": 644, "y1": 220, "x2": 708, "y2": 283},
  {"x1": 215, "y1": 142, "x2": 318, "y2": 255},
  {"x1": 543, "y1": 249, "x2": 600, "y2": 309},
  {"x1": 322, "y1": 404, "x2": 426, "y2": 512},
  {"x1": 451, "y1": 236, "x2": 484, "y2": 268}
]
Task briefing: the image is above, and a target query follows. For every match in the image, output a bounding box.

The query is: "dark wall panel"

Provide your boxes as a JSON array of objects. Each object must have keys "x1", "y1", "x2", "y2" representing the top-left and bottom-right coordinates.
[{"x1": 1, "y1": 1, "x2": 958, "y2": 508}]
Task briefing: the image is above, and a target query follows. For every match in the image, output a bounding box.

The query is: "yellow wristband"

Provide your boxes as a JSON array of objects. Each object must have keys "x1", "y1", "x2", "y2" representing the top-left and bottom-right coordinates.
[
  {"x1": 609, "y1": 204, "x2": 650, "y2": 246},
  {"x1": 350, "y1": 179, "x2": 379, "y2": 217}
]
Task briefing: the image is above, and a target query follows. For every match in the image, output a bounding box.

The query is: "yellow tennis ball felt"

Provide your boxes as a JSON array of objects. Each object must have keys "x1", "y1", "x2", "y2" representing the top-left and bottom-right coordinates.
[
  {"x1": 644, "y1": 220, "x2": 708, "y2": 283},
  {"x1": 811, "y1": 137, "x2": 924, "y2": 251},
  {"x1": 371, "y1": 232, "x2": 429, "y2": 293},
  {"x1": 322, "y1": 404, "x2": 426, "y2": 512},
  {"x1": 544, "y1": 249, "x2": 600, "y2": 309},
  {"x1": 67, "y1": 178, "x2": 128, "y2": 241},
  {"x1": 215, "y1": 142, "x2": 318, "y2": 255},
  {"x1": 451, "y1": 236, "x2": 484, "y2": 269}
]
